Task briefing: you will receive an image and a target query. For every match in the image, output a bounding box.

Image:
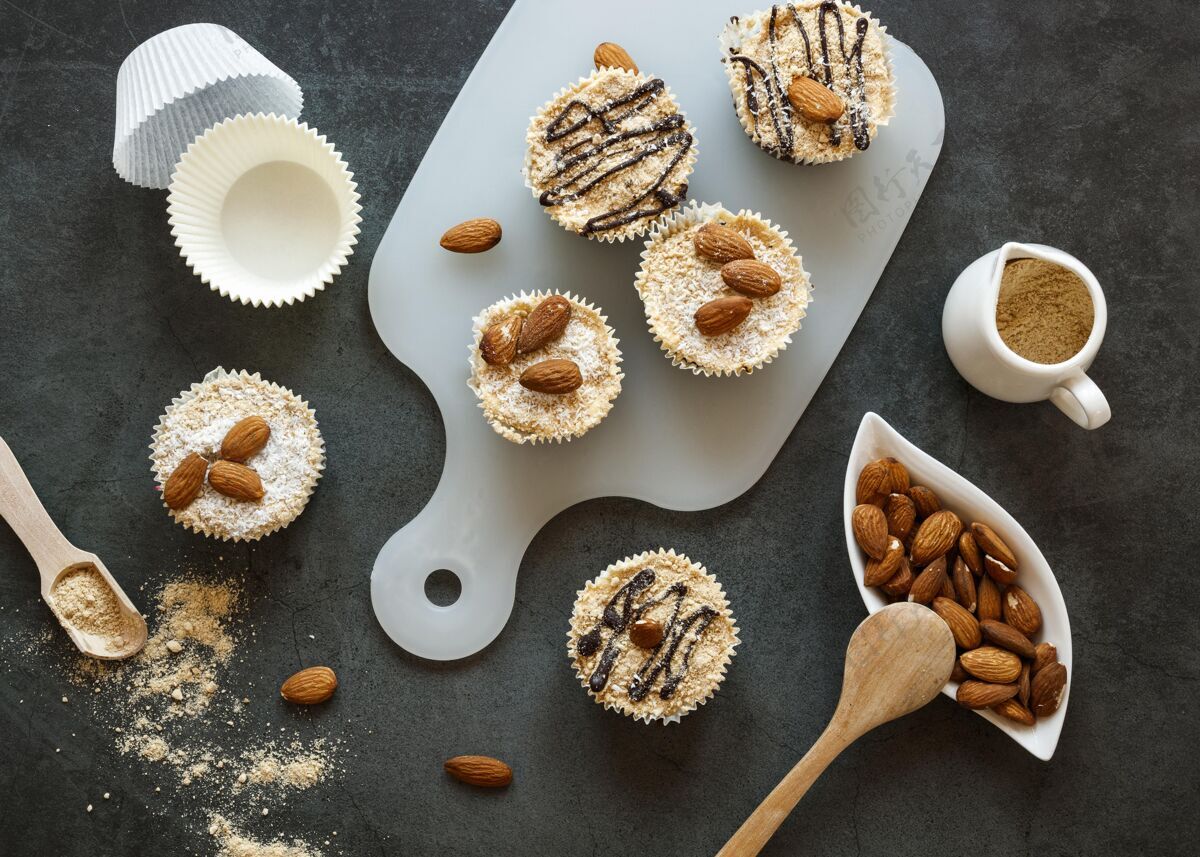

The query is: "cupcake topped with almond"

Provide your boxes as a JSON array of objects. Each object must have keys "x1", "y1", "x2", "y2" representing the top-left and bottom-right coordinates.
[
  {"x1": 468, "y1": 291, "x2": 623, "y2": 444},
  {"x1": 636, "y1": 202, "x2": 812, "y2": 376}
]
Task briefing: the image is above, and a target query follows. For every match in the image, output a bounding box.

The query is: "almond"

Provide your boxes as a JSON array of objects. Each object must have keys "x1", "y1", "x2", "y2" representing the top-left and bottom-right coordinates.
[
  {"x1": 280, "y1": 666, "x2": 337, "y2": 705},
  {"x1": 720, "y1": 259, "x2": 781, "y2": 298},
  {"x1": 864, "y1": 536, "x2": 904, "y2": 587},
  {"x1": 694, "y1": 223, "x2": 754, "y2": 264},
  {"x1": 983, "y1": 553, "x2": 1018, "y2": 585},
  {"x1": 856, "y1": 459, "x2": 892, "y2": 506},
  {"x1": 907, "y1": 485, "x2": 941, "y2": 518},
  {"x1": 694, "y1": 295, "x2": 752, "y2": 336},
  {"x1": 517, "y1": 295, "x2": 572, "y2": 354},
  {"x1": 208, "y1": 460, "x2": 264, "y2": 502},
  {"x1": 959, "y1": 646, "x2": 1023, "y2": 684},
  {"x1": 910, "y1": 510, "x2": 962, "y2": 565},
  {"x1": 852, "y1": 503, "x2": 889, "y2": 560},
  {"x1": 439, "y1": 217, "x2": 502, "y2": 253},
  {"x1": 958, "y1": 531, "x2": 984, "y2": 576},
  {"x1": 977, "y1": 574, "x2": 1002, "y2": 622},
  {"x1": 220, "y1": 415, "x2": 270, "y2": 462},
  {"x1": 939, "y1": 573, "x2": 957, "y2": 601},
  {"x1": 163, "y1": 453, "x2": 208, "y2": 510},
  {"x1": 1030, "y1": 662, "x2": 1067, "y2": 717},
  {"x1": 956, "y1": 680, "x2": 1018, "y2": 710},
  {"x1": 932, "y1": 596, "x2": 981, "y2": 649},
  {"x1": 951, "y1": 556, "x2": 977, "y2": 612},
  {"x1": 991, "y1": 697, "x2": 1036, "y2": 726},
  {"x1": 593, "y1": 41, "x2": 638, "y2": 74},
  {"x1": 1033, "y1": 642, "x2": 1058, "y2": 674},
  {"x1": 629, "y1": 619, "x2": 664, "y2": 649},
  {"x1": 519, "y1": 359, "x2": 582, "y2": 394},
  {"x1": 786, "y1": 74, "x2": 845, "y2": 122},
  {"x1": 884, "y1": 493, "x2": 916, "y2": 538},
  {"x1": 971, "y1": 522, "x2": 1018, "y2": 569},
  {"x1": 908, "y1": 556, "x2": 948, "y2": 605},
  {"x1": 480, "y1": 314, "x2": 523, "y2": 366},
  {"x1": 879, "y1": 557, "x2": 913, "y2": 598},
  {"x1": 979, "y1": 619, "x2": 1036, "y2": 660},
  {"x1": 1003, "y1": 585, "x2": 1042, "y2": 636},
  {"x1": 950, "y1": 658, "x2": 968, "y2": 684},
  {"x1": 882, "y1": 457, "x2": 910, "y2": 494},
  {"x1": 1018, "y1": 661, "x2": 1032, "y2": 707},
  {"x1": 444, "y1": 755, "x2": 512, "y2": 788}
]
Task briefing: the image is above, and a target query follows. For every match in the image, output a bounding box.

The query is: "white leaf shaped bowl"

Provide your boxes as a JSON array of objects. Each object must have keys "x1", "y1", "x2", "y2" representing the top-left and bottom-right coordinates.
[
  {"x1": 843, "y1": 412, "x2": 1071, "y2": 760},
  {"x1": 167, "y1": 113, "x2": 362, "y2": 308}
]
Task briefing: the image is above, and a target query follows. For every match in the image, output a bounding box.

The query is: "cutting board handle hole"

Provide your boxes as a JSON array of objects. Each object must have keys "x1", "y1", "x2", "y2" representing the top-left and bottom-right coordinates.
[{"x1": 424, "y1": 569, "x2": 462, "y2": 607}]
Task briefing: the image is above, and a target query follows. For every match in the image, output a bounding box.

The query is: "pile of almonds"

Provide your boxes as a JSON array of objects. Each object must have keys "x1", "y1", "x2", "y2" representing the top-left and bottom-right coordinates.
[
  {"x1": 692, "y1": 223, "x2": 783, "y2": 336},
  {"x1": 479, "y1": 295, "x2": 583, "y2": 395},
  {"x1": 851, "y1": 456, "x2": 1068, "y2": 726},
  {"x1": 162, "y1": 416, "x2": 270, "y2": 509}
]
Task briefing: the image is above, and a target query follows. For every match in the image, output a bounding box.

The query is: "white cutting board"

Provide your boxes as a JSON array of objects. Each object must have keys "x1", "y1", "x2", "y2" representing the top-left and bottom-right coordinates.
[{"x1": 368, "y1": 0, "x2": 944, "y2": 660}]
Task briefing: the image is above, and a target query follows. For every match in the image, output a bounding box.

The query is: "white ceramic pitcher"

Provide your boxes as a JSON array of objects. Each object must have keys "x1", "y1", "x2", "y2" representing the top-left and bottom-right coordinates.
[{"x1": 942, "y1": 242, "x2": 1110, "y2": 430}]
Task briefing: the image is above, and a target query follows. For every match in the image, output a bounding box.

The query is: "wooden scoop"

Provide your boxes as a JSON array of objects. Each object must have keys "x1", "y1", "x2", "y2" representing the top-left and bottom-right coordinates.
[
  {"x1": 717, "y1": 602, "x2": 955, "y2": 857},
  {"x1": 0, "y1": 435, "x2": 146, "y2": 659}
]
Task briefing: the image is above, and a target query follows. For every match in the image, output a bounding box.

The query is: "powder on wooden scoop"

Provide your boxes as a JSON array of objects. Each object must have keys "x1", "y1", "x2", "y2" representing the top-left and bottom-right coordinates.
[
  {"x1": 995, "y1": 259, "x2": 1094, "y2": 364},
  {"x1": 49, "y1": 565, "x2": 139, "y2": 652}
]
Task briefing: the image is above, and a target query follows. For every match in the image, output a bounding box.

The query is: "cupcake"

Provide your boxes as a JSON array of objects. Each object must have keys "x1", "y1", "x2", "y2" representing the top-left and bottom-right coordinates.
[
  {"x1": 720, "y1": 3, "x2": 895, "y2": 164},
  {"x1": 150, "y1": 368, "x2": 325, "y2": 541},
  {"x1": 567, "y1": 549, "x2": 739, "y2": 724},
  {"x1": 468, "y1": 291, "x2": 623, "y2": 444},
  {"x1": 636, "y1": 202, "x2": 812, "y2": 376},
  {"x1": 524, "y1": 67, "x2": 697, "y2": 242}
]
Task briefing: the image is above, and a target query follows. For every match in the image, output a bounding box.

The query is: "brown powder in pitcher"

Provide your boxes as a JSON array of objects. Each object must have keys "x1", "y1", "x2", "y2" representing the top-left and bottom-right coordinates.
[{"x1": 995, "y1": 259, "x2": 1094, "y2": 364}]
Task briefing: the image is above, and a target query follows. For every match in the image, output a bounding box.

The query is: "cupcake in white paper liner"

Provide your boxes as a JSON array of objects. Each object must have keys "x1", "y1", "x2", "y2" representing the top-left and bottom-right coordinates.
[
  {"x1": 636, "y1": 201, "x2": 812, "y2": 376},
  {"x1": 523, "y1": 67, "x2": 697, "y2": 243},
  {"x1": 719, "y1": 3, "x2": 896, "y2": 164},
  {"x1": 166, "y1": 113, "x2": 362, "y2": 307},
  {"x1": 567, "y1": 549, "x2": 739, "y2": 725},
  {"x1": 113, "y1": 23, "x2": 303, "y2": 189},
  {"x1": 468, "y1": 291, "x2": 623, "y2": 444},
  {"x1": 149, "y1": 367, "x2": 325, "y2": 542}
]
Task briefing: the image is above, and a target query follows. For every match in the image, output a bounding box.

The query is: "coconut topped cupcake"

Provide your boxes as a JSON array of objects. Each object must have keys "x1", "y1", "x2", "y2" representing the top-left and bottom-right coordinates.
[
  {"x1": 525, "y1": 67, "x2": 697, "y2": 241},
  {"x1": 568, "y1": 549, "x2": 739, "y2": 724},
  {"x1": 720, "y1": 2, "x2": 895, "y2": 164},
  {"x1": 636, "y1": 202, "x2": 812, "y2": 376},
  {"x1": 469, "y1": 291, "x2": 623, "y2": 444},
  {"x1": 150, "y1": 368, "x2": 325, "y2": 541}
]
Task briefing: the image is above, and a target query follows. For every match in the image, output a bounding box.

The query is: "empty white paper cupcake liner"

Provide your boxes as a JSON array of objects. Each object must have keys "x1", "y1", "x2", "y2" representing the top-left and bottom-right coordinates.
[
  {"x1": 523, "y1": 67, "x2": 698, "y2": 243},
  {"x1": 567, "y1": 549, "x2": 740, "y2": 725},
  {"x1": 167, "y1": 113, "x2": 362, "y2": 308},
  {"x1": 114, "y1": 23, "x2": 303, "y2": 189}
]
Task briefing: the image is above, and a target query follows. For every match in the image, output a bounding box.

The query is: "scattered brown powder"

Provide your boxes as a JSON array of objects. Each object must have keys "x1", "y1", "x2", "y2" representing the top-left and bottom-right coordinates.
[
  {"x1": 995, "y1": 259, "x2": 1094, "y2": 364},
  {"x1": 48, "y1": 564, "x2": 140, "y2": 653},
  {"x1": 208, "y1": 814, "x2": 322, "y2": 857}
]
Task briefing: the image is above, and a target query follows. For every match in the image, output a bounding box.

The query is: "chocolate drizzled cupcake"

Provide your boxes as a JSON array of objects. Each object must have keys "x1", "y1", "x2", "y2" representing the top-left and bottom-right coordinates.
[
  {"x1": 468, "y1": 291, "x2": 623, "y2": 444},
  {"x1": 568, "y1": 549, "x2": 739, "y2": 724},
  {"x1": 720, "y1": 2, "x2": 895, "y2": 164},
  {"x1": 524, "y1": 67, "x2": 697, "y2": 242},
  {"x1": 636, "y1": 202, "x2": 812, "y2": 376}
]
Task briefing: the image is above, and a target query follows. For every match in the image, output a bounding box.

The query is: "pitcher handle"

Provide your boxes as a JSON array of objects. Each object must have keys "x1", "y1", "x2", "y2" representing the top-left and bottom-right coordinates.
[{"x1": 1050, "y1": 373, "x2": 1110, "y2": 430}]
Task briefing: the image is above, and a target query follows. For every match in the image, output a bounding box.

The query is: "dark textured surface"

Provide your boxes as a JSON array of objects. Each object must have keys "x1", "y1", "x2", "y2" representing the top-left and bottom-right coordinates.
[{"x1": 1, "y1": 1, "x2": 1198, "y2": 854}]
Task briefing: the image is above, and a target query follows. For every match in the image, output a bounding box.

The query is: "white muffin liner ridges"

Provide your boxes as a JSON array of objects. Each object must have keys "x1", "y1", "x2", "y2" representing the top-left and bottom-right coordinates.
[
  {"x1": 523, "y1": 67, "x2": 698, "y2": 243},
  {"x1": 468, "y1": 290, "x2": 623, "y2": 444},
  {"x1": 166, "y1": 113, "x2": 362, "y2": 308},
  {"x1": 636, "y1": 201, "x2": 813, "y2": 376},
  {"x1": 567, "y1": 549, "x2": 740, "y2": 725},
  {"x1": 719, "y1": 3, "x2": 896, "y2": 165},
  {"x1": 149, "y1": 367, "x2": 325, "y2": 542},
  {"x1": 113, "y1": 23, "x2": 303, "y2": 189}
]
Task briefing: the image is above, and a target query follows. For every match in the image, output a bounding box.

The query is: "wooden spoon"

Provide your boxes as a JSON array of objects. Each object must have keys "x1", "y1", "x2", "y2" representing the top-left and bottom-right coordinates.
[
  {"x1": 0, "y1": 435, "x2": 146, "y2": 659},
  {"x1": 717, "y1": 602, "x2": 955, "y2": 856}
]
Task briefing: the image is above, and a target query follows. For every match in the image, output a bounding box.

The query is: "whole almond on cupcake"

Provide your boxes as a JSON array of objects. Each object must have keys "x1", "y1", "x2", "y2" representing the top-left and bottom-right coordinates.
[
  {"x1": 636, "y1": 202, "x2": 812, "y2": 376},
  {"x1": 567, "y1": 549, "x2": 739, "y2": 724},
  {"x1": 720, "y1": 3, "x2": 895, "y2": 164},
  {"x1": 468, "y1": 291, "x2": 622, "y2": 444},
  {"x1": 524, "y1": 67, "x2": 697, "y2": 242}
]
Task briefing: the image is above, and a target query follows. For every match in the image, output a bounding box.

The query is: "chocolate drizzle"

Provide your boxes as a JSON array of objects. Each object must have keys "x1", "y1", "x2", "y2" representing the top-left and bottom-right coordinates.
[
  {"x1": 576, "y1": 568, "x2": 722, "y2": 702},
  {"x1": 728, "y1": 2, "x2": 875, "y2": 157},
  {"x1": 537, "y1": 78, "x2": 692, "y2": 236}
]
